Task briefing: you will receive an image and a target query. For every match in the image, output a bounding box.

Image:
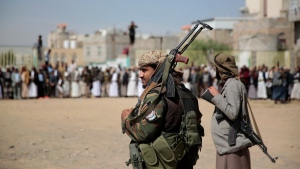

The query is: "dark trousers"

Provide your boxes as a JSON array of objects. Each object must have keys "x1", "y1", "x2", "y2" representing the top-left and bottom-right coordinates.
[
  {"x1": 13, "y1": 82, "x2": 22, "y2": 99},
  {"x1": 176, "y1": 146, "x2": 199, "y2": 169},
  {"x1": 50, "y1": 85, "x2": 56, "y2": 98},
  {"x1": 37, "y1": 82, "x2": 45, "y2": 98},
  {"x1": 130, "y1": 35, "x2": 135, "y2": 44}
]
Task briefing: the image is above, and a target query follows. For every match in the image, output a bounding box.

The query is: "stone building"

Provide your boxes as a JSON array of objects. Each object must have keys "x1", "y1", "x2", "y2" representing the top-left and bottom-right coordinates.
[
  {"x1": 288, "y1": 0, "x2": 300, "y2": 66},
  {"x1": 187, "y1": 0, "x2": 296, "y2": 69},
  {"x1": 83, "y1": 29, "x2": 129, "y2": 65},
  {"x1": 191, "y1": 17, "x2": 254, "y2": 48},
  {"x1": 47, "y1": 24, "x2": 181, "y2": 68},
  {"x1": 232, "y1": 0, "x2": 296, "y2": 68},
  {"x1": 47, "y1": 24, "x2": 84, "y2": 67}
]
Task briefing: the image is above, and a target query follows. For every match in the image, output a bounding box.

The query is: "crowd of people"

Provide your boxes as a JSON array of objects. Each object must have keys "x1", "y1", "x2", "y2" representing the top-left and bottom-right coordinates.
[
  {"x1": 239, "y1": 64, "x2": 300, "y2": 103},
  {"x1": 180, "y1": 63, "x2": 300, "y2": 103},
  {"x1": 0, "y1": 60, "x2": 299, "y2": 103},
  {"x1": 0, "y1": 60, "x2": 144, "y2": 100}
]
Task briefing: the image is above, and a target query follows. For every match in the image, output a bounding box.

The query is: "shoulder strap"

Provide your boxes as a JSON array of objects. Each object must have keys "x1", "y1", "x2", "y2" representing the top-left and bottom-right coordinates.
[
  {"x1": 177, "y1": 85, "x2": 203, "y2": 148},
  {"x1": 246, "y1": 99, "x2": 262, "y2": 139},
  {"x1": 128, "y1": 55, "x2": 172, "y2": 124}
]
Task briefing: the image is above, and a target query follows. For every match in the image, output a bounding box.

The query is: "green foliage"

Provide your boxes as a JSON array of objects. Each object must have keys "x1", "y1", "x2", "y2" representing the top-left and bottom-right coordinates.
[
  {"x1": 179, "y1": 40, "x2": 231, "y2": 67},
  {"x1": 187, "y1": 39, "x2": 231, "y2": 52},
  {"x1": 0, "y1": 50, "x2": 16, "y2": 67}
]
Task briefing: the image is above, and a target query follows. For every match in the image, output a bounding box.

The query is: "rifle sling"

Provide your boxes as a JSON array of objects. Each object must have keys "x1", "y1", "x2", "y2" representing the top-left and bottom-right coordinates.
[
  {"x1": 246, "y1": 99, "x2": 262, "y2": 139},
  {"x1": 128, "y1": 55, "x2": 173, "y2": 124},
  {"x1": 220, "y1": 95, "x2": 262, "y2": 146}
]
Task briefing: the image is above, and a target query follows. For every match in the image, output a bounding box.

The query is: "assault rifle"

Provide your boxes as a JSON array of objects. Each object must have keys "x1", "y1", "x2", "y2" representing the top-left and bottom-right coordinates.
[
  {"x1": 238, "y1": 119, "x2": 278, "y2": 163},
  {"x1": 202, "y1": 89, "x2": 278, "y2": 163},
  {"x1": 128, "y1": 20, "x2": 212, "y2": 124},
  {"x1": 142, "y1": 20, "x2": 213, "y2": 99}
]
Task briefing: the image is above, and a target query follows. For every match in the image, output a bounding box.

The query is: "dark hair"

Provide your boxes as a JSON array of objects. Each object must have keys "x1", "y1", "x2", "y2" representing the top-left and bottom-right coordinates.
[{"x1": 148, "y1": 63, "x2": 157, "y2": 70}]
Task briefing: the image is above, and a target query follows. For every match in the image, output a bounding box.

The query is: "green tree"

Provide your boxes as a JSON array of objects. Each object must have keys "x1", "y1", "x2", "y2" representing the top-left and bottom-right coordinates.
[
  {"x1": 0, "y1": 50, "x2": 16, "y2": 67},
  {"x1": 182, "y1": 39, "x2": 231, "y2": 66}
]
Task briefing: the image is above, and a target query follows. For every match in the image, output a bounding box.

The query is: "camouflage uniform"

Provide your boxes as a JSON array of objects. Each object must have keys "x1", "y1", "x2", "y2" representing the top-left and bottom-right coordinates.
[
  {"x1": 122, "y1": 51, "x2": 168, "y2": 144},
  {"x1": 122, "y1": 50, "x2": 203, "y2": 169},
  {"x1": 123, "y1": 85, "x2": 166, "y2": 142}
]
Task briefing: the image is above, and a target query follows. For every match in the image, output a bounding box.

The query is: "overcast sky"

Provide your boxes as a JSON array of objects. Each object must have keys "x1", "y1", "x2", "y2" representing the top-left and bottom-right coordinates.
[{"x1": 0, "y1": 0, "x2": 245, "y2": 46}]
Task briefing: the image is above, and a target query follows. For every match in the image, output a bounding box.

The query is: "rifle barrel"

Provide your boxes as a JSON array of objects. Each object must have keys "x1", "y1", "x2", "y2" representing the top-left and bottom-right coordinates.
[
  {"x1": 180, "y1": 27, "x2": 204, "y2": 53},
  {"x1": 175, "y1": 23, "x2": 200, "y2": 50}
]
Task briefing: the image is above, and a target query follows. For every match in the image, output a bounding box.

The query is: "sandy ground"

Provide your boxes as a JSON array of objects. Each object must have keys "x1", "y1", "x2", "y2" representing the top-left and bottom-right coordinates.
[{"x1": 0, "y1": 98, "x2": 299, "y2": 169}]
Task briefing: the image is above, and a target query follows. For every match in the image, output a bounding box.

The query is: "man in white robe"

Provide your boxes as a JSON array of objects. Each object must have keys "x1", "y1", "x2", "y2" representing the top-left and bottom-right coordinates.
[
  {"x1": 109, "y1": 68, "x2": 119, "y2": 97},
  {"x1": 71, "y1": 68, "x2": 81, "y2": 98},
  {"x1": 257, "y1": 67, "x2": 267, "y2": 99},
  {"x1": 127, "y1": 67, "x2": 137, "y2": 97}
]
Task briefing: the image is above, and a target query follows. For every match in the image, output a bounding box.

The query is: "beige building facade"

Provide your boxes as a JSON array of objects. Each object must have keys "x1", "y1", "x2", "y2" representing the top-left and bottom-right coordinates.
[
  {"x1": 47, "y1": 24, "x2": 181, "y2": 68},
  {"x1": 243, "y1": 0, "x2": 287, "y2": 18},
  {"x1": 47, "y1": 48, "x2": 83, "y2": 67},
  {"x1": 233, "y1": 0, "x2": 298, "y2": 68}
]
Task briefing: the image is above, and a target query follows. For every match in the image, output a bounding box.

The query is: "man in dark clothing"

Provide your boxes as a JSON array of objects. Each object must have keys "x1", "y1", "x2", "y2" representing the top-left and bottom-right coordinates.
[
  {"x1": 37, "y1": 35, "x2": 43, "y2": 61},
  {"x1": 49, "y1": 71, "x2": 57, "y2": 98},
  {"x1": 284, "y1": 68, "x2": 293, "y2": 102},
  {"x1": 81, "y1": 66, "x2": 92, "y2": 98},
  {"x1": 37, "y1": 69, "x2": 45, "y2": 98},
  {"x1": 272, "y1": 67, "x2": 285, "y2": 103},
  {"x1": 128, "y1": 21, "x2": 137, "y2": 45},
  {"x1": 239, "y1": 65, "x2": 250, "y2": 92},
  {"x1": 4, "y1": 67, "x2": 13, "y2": 99},
  {"x1": 120, "y1": 68, "x2": 129, "y2": 97}
]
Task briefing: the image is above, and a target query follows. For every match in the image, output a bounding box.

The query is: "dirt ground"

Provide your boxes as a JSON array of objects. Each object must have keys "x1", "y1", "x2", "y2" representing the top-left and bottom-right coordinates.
[{"x1": 0, "y1": 98, "x2": 299, "y2": 169}]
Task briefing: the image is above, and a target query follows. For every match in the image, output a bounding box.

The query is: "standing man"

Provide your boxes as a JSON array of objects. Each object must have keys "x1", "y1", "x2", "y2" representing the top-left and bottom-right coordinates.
[
  {"x1": 126, "y1": 67, "x2": 137, "y2": 97},
  {"x1": 49, "y1": 70, "x2": 57, "y2": 98},
  {"x1": 101, "y1": 68, "x2": 111, "y2": 97},
  {"x1": 205, "y1": 54, "x2": 253, "y2": 169},
  {"x1": 128, "y1": 21, "x2": 137, "y2": 45},
  {"x1": 81, "y1": 66, "x2": 92, "y2": 98},
  {"x1": 37, "y1": 69, "x2": 45, "y2": 99},
  {"x1": 45, "y1": 49, "x2": 51, "y2": 65},
  {"x1": 239, "y1": 65, "x2": 250, "y2": 92},
  {"x1": 21, "y1": 66, "x2": 29, "y2": 99},
  {"x1": 272, "y1": 67, "x2": 285, "y2": 103},
  {"x1": 200, "y1": 67, "x2": 213, "y2": 95},
  {"x1": 109, "y1": 68, "x2": 119, "y2": 97},
  {"x1": 12, "y1": 68, "x2": 22, "y2": 99},
  {"x1": 120, "y1": 68, "x2": 129, "y2": 97},
  {"x1": 28, "y1": 67, "x2": 38, "y2": 99},
  {"x1": 37, "y1": 35, "x2": 43, "y2": 62},
  {"x1": 3, "y1": 67, "x2": 13, "y2": 99},
  {"x1": 121, "y1": 50, "x2": 204, "y2": 169},
  {"x1": 190, "y1": 67, "x2": 200, "y2": 97}
]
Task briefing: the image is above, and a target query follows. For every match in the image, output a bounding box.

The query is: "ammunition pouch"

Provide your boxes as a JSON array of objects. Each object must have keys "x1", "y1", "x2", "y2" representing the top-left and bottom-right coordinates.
[
  {"x1": 185, "y1": 111, "x2": 202, "y2": 147},
  {"x1": 160, "y1": 132, "x2": 186, "y2": 161},
  {"x1": 139, "y1": 143, "x2": 164, "y2": 169},
  {"x1": 139, "y1": 133, "x2": 182, "y2": 169}
]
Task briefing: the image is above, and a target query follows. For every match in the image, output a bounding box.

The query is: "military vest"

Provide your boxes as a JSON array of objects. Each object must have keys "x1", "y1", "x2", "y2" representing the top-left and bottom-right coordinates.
[{"x1": 130, "y1": 84, "x2": 204, "y2": 169}]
